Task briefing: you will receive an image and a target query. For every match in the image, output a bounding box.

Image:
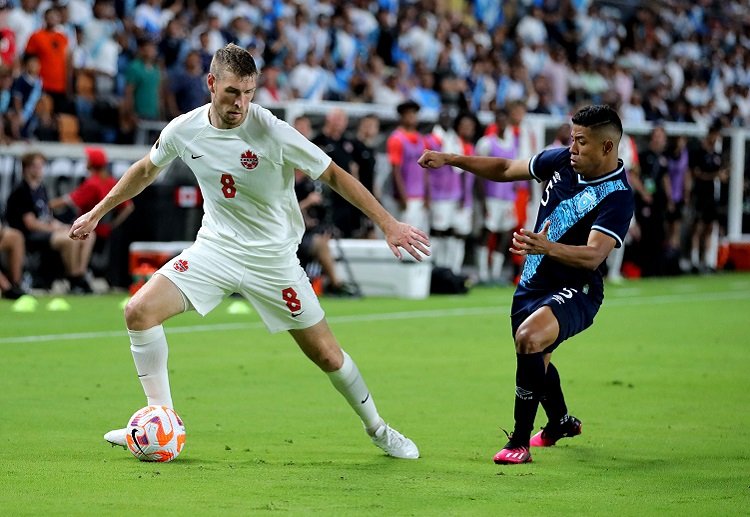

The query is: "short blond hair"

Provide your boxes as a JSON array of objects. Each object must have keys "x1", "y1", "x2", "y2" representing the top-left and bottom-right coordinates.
[{"x1": 209, "y1": 43, "x2": 258, "y2": 80}]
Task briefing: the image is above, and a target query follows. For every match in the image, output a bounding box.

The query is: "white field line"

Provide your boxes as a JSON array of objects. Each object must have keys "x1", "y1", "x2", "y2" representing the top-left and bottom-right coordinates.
[{"x1": 1, "y1": 289, "x2": 748, "y2": 345}]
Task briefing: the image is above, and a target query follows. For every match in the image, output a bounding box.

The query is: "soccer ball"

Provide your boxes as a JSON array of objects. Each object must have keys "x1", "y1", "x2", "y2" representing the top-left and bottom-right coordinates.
[{"x1": 126, "y1": 405, "x2": 186, "y2": 462}]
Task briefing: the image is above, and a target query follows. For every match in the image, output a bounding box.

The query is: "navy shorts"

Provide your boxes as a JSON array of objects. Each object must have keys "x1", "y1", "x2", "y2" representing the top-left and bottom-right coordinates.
[{"x1": 511, "y1": 284, "x2": 603, "y2": 353}]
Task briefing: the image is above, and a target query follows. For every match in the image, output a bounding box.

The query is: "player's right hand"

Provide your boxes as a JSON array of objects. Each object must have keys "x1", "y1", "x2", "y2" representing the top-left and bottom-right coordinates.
[
  {"x1": 417, "y1": 150, "x2": 448, "y2": 169},
  {"x1": 69, "y1": 212, "x2": 99, "y2": 240}
]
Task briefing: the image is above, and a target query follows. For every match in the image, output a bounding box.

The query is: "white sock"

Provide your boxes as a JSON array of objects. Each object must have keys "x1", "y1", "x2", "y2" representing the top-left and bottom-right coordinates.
[
  {"x1": 491, "y1": 251, "x2": 505, "y2": 280},
  {"x1": 432, "y1": 237, "x2": 448, "y2": 268},
  {"x1": 477, "y1": 245, "x2": 489, "y2": 282},
  {"x1": 129, "y1": 325, "x2": 173, "y2": 408},
  {"x1": 607, "y1": 245, "x2": 624, "y2": 279},
  {"x1": 327, "y1": 350, "x2": 382, "y2": 434},
  {"x1": 450, "y1": 237, "x2": 466, "y2": 275}
]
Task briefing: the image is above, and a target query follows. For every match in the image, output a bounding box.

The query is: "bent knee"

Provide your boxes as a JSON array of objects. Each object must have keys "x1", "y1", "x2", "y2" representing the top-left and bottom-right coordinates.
[
  {"x1": 125, "y1": 297, "x2": 158, "y2": 330},
  {"x1": 514, "y1": 327, "x2": 550, "y2": 354}
]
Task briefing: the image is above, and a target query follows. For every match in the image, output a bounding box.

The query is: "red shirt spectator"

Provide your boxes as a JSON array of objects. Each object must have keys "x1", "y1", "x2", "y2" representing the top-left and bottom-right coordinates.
[{"x1": 50, "y1": 147, "x2": 134, "y2": 238}]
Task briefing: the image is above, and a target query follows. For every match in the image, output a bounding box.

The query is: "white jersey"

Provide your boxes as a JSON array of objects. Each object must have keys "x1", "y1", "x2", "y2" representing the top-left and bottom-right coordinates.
[{"x1": 150, "y1": 103, "x2": 332, "y2": 268}]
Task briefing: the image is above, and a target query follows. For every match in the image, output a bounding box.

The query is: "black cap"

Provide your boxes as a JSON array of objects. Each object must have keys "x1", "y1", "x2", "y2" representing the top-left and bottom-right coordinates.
[{"x1": 396, "y1": 100, "x2": 421, "y2": 115}]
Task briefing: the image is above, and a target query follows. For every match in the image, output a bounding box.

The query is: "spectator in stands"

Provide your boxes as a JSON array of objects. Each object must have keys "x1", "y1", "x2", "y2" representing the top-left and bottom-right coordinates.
[
  {"x1": 0, "y1": 0, "x2": 16, "y2": 68},
  {"x1": 289, "y1": 50, "x2": 330, "y2": 101},
  {"x1": 253, "y1": 63, "x2": 291, "y2": 106},
  {"x1": 10, "y1": 53, "x2": 43, "y2": 139},
  {"x1": 25, "y1": 7, "x2": 72, "y2": 114},
  {"x1": 120, "y1": 38, "x2": 162, "y2": 141},
  {"x1": 80, "y1": 0, "x2": 121, "y2": 98},
  {"x1": 0, "y1": 223, "x2": 26, "y2": 299},
  {"x1": 386, "y1": 100, "x2": 429, "y2": 232},
  {"x1": 7, "y1": 0, "x2": 40, "y2": 58},
  {"x1": 165, "y1": 50, "x2": 209, "y2": 118},
  {"x1": 133, "y1": 0, "x2": 172, "y2": 40},
  {"x1": 5, "y1": 151, "x2": 95, "y2": 292},
  {"x1": 158, "y1": 18, "x2": 189, "y2": 72},
  {"x1": 410, "y1": 66, "x2": 441, "y2": 113},
  {"x1": 372, "y1": 68, "x2": 406, "y2": 107},
  {"x1": 0, "y1": 65, "x2": 16, "y2": 142}
]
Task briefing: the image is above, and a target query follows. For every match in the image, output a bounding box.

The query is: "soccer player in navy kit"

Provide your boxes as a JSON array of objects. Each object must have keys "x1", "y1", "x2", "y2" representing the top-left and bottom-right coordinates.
[{"x1": 419, "y1": 105, "x2": 634, "y2": 464}]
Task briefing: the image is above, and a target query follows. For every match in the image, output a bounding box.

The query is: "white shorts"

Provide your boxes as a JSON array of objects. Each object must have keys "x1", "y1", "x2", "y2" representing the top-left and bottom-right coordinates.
[
  {"x1": 430, "y1": 199, "x2": 459, "y2": 232},
  {"x1": 402, "y1": 198, "x2": 429, "y2": 234},
  {"x1": 453, "y1": 206, "x2": 473, "y2": 236},
  {"x1": 156, "y1": 241, "x2": 325, "y2": 333},
  {"x1": 485, "y1": 198, "x2": 518, "y2": 233}
]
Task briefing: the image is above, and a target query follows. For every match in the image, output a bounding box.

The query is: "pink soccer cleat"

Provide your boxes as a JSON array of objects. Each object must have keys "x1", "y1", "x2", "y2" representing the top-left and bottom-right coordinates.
[
  {"x1": 530, "y1": 415, "x2": 582, "y2": 447},
  {"x1": 493, "y1": 430, "x2": 532, "y2": 464},
  {"x1": 493, "y1": 443, "x2": 532, "y2": 464}
]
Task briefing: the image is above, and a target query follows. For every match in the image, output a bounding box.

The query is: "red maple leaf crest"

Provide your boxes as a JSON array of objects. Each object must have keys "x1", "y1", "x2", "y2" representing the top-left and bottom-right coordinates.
[
  {"x1": 173, "y1": 259, "x2": 189, "y2": 272},
  {"x1": 240, "y1": 150, "x2": 259, "y2": 170}
]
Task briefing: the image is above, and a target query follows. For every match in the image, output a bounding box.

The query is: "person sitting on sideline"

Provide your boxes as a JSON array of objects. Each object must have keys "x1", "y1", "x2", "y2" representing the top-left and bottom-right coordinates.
[{"x1": 5, "y1": 151, "x2": 96, "y2": 293}]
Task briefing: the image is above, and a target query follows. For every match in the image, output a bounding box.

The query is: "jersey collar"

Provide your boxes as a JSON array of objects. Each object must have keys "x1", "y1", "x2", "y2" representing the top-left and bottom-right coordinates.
[{"x1": 577, "y1": 159, "x2": 624, "y2": 185}]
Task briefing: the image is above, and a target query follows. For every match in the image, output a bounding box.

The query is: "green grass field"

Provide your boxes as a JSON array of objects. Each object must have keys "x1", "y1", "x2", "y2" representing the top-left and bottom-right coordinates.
[{"x1": 1, "y1": 273, "x2": 749, "y2": 515}]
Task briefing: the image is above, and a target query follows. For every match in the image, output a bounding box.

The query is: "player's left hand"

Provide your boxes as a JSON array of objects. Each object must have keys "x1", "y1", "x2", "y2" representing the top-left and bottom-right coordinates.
[
  {"x1": 385, "y1": 221, "x2": 431, "y2": 261},
  {"x1": 510, "y1": 220, "x2": 551, "y2": 256}
]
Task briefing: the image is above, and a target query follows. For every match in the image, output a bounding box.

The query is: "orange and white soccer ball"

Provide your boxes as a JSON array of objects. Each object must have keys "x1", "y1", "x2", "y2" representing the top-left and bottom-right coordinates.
[{"x1": 126, "y1": 405, "x2": 186, "y2": 462}]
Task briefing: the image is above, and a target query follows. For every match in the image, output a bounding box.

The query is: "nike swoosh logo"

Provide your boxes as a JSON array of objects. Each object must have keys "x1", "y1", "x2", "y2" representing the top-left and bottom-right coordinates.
[
  {"x1": 191, "y1": 154, "x2": 204, "y2": 159},
  {"x1": 131, "y1": 429, "x2": 146, "y2": 454},
  {"x1": 360, "y1": 392, "x2": 370, "y2": 404},
  {"x1": 138, "y1": 374, "x2": 147, "y2": 378},
  {"x1": 291, "y1": 311, "x2": 305, "y2": 318}
]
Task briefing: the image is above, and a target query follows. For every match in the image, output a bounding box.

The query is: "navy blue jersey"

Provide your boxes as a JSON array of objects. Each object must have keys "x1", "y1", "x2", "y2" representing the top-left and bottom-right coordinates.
[{"x1": 520, "y1": 146, "x2": 634, "y2": 292}]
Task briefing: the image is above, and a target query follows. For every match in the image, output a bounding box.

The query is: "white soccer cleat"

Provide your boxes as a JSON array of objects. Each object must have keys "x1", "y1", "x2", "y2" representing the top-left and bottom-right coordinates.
[
  {"x1": 104, "y1": 427, "x2": 128, "y2": 448},
  {"x1": 370, "y1": 424, "x2": 419, "y2": 459}
]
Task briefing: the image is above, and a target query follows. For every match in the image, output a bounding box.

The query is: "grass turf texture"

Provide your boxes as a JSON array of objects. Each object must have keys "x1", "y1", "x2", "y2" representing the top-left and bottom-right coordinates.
[{"x1": 1, "y1": 273, "x2": 748, "y2": 515}]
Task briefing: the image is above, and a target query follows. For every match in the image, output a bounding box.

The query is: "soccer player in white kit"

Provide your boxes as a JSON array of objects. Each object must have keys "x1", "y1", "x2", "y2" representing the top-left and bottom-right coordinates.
[{"x1": 69, "y1": 44, "x2": 429, "y2": 459}]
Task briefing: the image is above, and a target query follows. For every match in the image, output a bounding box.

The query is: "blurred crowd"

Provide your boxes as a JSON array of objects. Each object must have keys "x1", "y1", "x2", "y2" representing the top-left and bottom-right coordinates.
[
  {"x1": 0, "y1": 0, "x2": 749, "y2": 144},
  {"x1": 0, "y1": 0, "x2": 745, "y2": 297}
]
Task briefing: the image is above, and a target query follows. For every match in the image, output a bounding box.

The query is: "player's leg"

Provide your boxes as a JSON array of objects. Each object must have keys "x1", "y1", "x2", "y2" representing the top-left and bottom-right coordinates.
[
  {"x1": 450, "y1": 205, "x2": 471, "y2": 275},
  {"x1": 430, "y1": 200, "x2": 453, "y2": 269},
  {"x1": 530, "y1": 354, "x2": 582, "y2": 447},
  {"x1": 526, "y1": 289, "x2": 598, "y2": 449},
  {"x1": 104, "y1": 274, "x2": 187, "y2": 447},
  {"x1": 494, "y1": 306, "x2": 558, "y2": 464},
  {"x1": 106, "y1": 244, "x2": 234, "y2": 448},
  {"x1": 0, "y1": 226, "x2": 25, "y2": 285},
  {"x1": 288, "y1": 320, "x2": 419, "y2": 459},
  {"x1": 124, "y1": 274, "x2": 189, "y2": 407}
]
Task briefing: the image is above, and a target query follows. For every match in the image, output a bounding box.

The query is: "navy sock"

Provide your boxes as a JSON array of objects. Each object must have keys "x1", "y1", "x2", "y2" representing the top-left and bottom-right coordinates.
[
  {"x1": 541, "y1": 362, "x2": 568, "y2": 425},
  {"x1": 512, "y1": 352, "x2": 545, "y2": 445}
]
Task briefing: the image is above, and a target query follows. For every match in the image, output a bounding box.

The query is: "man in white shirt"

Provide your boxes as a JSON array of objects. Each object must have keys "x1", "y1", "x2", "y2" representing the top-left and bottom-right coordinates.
[{"x1": 70, "y1": 44, "x2": 429, "y2": 460}]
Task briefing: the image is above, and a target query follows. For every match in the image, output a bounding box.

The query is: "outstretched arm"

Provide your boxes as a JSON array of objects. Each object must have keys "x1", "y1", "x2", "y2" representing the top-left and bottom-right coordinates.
[
  {"x1": 318, "y1": 162, "x2": 430, "y2": 261},
  {"x1": 418, "y1": 150, "x2": 532, "y2": 183},
  {"x1": 510, "y1": 221, "x2": 617, "y2": 270},
  {"x1": 70, "y1": 155, "x2": 161, "y2": 240}
]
